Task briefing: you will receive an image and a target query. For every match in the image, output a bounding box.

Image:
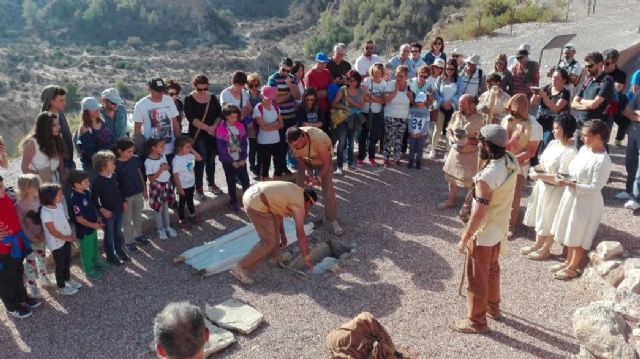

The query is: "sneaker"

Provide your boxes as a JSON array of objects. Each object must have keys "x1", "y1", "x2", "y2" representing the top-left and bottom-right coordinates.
[
  {"x1": 416, "y1": 161, "x2": 422, "y2": 170},
  {"x1": 383, "y1": 160, "x2": 390, "y2": 168},
  {"x1": 428, "y1": 150, "x2": 436, "y2": 159},
  {"x1": 209, "y1": 185, "x2": 223, "y2": 195},
  {"x1": 616, "y1": 191, "x2": 632, "y2": 200},
  {"x1": 195, "y1": 189, "x2": 207, "y2": 201},
  {"x1": 66, "y1": 279, "x2": 82, "y2": 289},
  {"x1": 7, "y1": 306, "x2": 32, "y2": 319},
  {"x1": 334, "y1": 168, "x2": 344, "y2": 176},
  {"x1": 230, "y1": 266, "x2": 254, "y2": 285},
  {"x1": 29, "y1": 287, "x2": 42, "y2": 299},
  {"x1": 229, "y1": 203, "x2": 241, "y2": 212},
  {"x1": 624, "y1": 200, "x2": 640, "y2": 210},
  {"x1": 165, "y1": 227, "x2": 178, "y2": 238},
  {"x1": 348, "y1": 163, "x2": 356, "y2": 171},
  {"x1": 86, "y1": 271, "x2": 102, "y2": 280},
  {"x1": 369, "y1": 159, "x2": 378, "y2": 166},
  {"x1": 407, "y1": 161, "x2": 414, "y2": 169},
  {"x1": 38, "y1": 275, "x2": 56, "y2": 288},
  {"x1": 356, "y1": 159, "x2": 364, "y2": 167},
  {"x1": 126, "y1": 243, "x2": 139, "y2": 253},
  {"x1": 22, "y1": 297, "x2": 42, "y2": 309},
  {"x1": 117, "y1": 252, "x2": 131, "y2": 262},
  {"x1": 157, "y1": 229, "x2": 168, "y2": 240},
  {"x1": 57, "y1": 286, "x2": 78, "y2": 296},
  {"x1": 134, "y1": 236, "x2": 150, "y2": 246},
  {"x1": 106, "y1": 256, "x2": 123, "y2": 266}
]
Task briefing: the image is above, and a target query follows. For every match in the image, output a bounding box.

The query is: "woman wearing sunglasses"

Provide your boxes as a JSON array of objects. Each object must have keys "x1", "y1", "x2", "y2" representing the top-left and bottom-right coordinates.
[
  {"x1": 246, "y1": 73, "x2": 262, "y2": 177},
  {"x1": 493, "y1": 54, "x2": 514, "y2": 95},
  {"x1": 296, "y1": 89, "x2": 322, "y2": 129},
  {"x1": 422, "y1": 36, "x2": 447, "y2": 66},
  {"x1": 431, "y1": 59, "x2": 464, "y2": 159}
]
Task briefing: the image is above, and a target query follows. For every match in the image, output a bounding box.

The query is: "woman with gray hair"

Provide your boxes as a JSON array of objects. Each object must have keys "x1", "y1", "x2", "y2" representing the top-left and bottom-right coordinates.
[{"x1": 153, "y1": 302, "x2": 209, "y2": 359}]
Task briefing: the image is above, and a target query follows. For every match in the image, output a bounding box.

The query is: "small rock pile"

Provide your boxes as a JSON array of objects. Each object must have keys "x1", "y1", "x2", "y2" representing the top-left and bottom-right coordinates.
[{"x1": 572, "y1": 241, "x2": 640, "y2": 358}]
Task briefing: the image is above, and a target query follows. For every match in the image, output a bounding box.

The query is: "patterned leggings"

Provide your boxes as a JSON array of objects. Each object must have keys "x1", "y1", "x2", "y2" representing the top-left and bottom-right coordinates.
[
  {"x1": 24, "y1": 242, "x2": 50, "y2": 290},
  {"x1": 384, "y1": 116, "x2": 407, "y2": 161}
]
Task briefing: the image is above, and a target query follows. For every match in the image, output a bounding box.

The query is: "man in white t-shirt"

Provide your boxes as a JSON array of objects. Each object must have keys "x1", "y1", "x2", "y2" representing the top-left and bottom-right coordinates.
[
  {"x1": 133, "y1": 78, "x2": 181, "y2": 155},
  {"x1": 354, "y1": 40, "x2": 383, "y2": 77}
]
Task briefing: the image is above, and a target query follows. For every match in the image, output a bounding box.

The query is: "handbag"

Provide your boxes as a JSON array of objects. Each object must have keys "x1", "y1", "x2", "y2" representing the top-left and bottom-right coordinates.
[
  {"x1": 192, "y1": 93, "x2": 213, "y2": 141},
  {"x1": 330, "y1": 87, "x2": 349, "y2": 129}
]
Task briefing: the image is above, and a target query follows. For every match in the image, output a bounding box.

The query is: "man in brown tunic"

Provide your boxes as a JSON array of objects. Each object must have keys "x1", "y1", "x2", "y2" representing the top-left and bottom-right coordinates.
[{"x1": 286, "y1": 126, "x2": 344, "y2": 236}]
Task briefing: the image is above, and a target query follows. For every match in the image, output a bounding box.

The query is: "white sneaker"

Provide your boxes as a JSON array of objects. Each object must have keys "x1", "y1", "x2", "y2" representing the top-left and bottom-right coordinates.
[
  {"x1": 29, "y1": 287, "x2": 42, "y2": 299},
  {"x1": 157, "y1": 230, "x2": 168, "y2": 240},
  {"x1": 165, "y1": 227, "x2": 178, "y2": 238},
  {"x1": 624, "y1": 200, "x2": 640, "y2": 210},
  {"x1": 57, "y1": 286, "x2": 78, "y2": 296},
  {"x1": 66, "y1": 279, "x2": 82, "y2": 289},
  {"x1": 616, "y1": 191, "x2": 632, "y2": 200},
  {"x1": 38, "y1": 275, "x2": 56, "y2": 288},
  {"x1": 334, "y1": 168, "x2": 344, "y2": 176},
  {"x1": 428, "y1": 150, "x2": 436, "y2": 159}
]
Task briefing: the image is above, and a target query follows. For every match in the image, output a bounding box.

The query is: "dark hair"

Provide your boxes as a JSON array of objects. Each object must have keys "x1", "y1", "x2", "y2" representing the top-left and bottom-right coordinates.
[
  {"x1": 431, "y1": 36, "x2": 445, "y2": 52},
  {"x1": 487, "y1": 72, "x2": 502, "y2": 83},
  {"x1": 192, "y1": 74, "x2": 209, "y2": 86},
  {"x1": 0, "y1": 175, "x2": 3, "y2": 183},
  {"x1": 363, "y1": 40, "x2": 374, "y2": 48},
  {"x1": 602, "y1": 48, "x2": 620, "y2": 61},
  {"x1": 39, "y1": 183, "x2": 62, "y2": 206},
  {"x1": 584, "y1": 119, "x2": 611, "y2": 143},
  {"x1": 553, "y1": 68, "x2": 570, "y2": 84},
  {"x1": 443, "y1": 59, "x2": 459, "y2": 82},
  {"x1": 174, "y1": 135, "x2": 194, "y2": 153},
  {"x1": 286, "y1": 126, "x2": 303, "y2": 143},
  {"x1": 345, "y1": 69, "x2": 362, "y2": 87},
  {"x1": 584, "y1": 52, "x2": 604, "y2": 64},
  {"x1": 153, "y1": 302, "x2": 207, "y2": 359},
  {"x1": 411, "y1": 42, "x2": 422, "y2": 51},
  {"x1": 281, "y1": 57, "x2": 294, "y2": 67},
  {"x1": 303, "y1": 188, "x2": 318, "y2": 203},
  {"x1": 67, "y1": 170, "x2": 90, "y2": 188},
  {"x1": 554, "y1": 113, "x2": 578, "y2": 139},
  {"x1": 222, "y1": 104, "x2": 241, "y2": 121},
  {"x1": 292, "y1": 61, "x2": 305, "y2": 76},
  {"x1": 165, "y1": 79, "x2": 182, "y2": 94},
  {"x1": 395, "y1": 65, "x2": 409, "y2": 77},
  {"x1": 481, "y1": 140, "x2": 507, "y2": 160},
  {"x1": 114, "y1": 137, "x2": 135, "y2": 156},
  {"x1": 92, "y1": 150, "x2": 116, "y2": 172},
  {"x1": 231, "y1": 71, "x2": 247, "y2": 85},
  {"x1": 23, "y1": 111, "x2": 67, "y2": 160},
  {"x1": 301, "y1": 88, "x2": 319, "y2": 113},
  {"x1": 146, "y1": 137, "x2": 165, "y2": 153},
  {"x1": 51, "y1": 86, "x2": 66, "y2": 101}
]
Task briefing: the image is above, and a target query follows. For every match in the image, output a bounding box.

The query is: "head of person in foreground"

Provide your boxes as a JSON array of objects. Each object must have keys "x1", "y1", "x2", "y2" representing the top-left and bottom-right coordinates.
[{"x1": 154, "y1": 302, "x2": 209, "y2": 359}]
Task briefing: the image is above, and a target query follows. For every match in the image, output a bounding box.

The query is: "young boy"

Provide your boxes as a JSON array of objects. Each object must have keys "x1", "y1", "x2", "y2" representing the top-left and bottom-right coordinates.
[
  {"x1": 91, "y1": 150, "x2": 129, "y2": 266},
  {"x1": 407, "y1": 91, "x2": 431, "y2": 169},
  {"x1": 69, "y1": 170, "x2": 108, "y2": 279},
  {"x1": 0, "y1": 175, "x2": 40, "y2": 319}
]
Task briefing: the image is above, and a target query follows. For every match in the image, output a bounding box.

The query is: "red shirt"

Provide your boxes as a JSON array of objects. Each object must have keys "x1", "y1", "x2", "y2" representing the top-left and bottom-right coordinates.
[
  {"x1": 0, "y1": 195, "x2": 22, "y2": 255},
  {"x1": 305, "y1": 67, "x2": 333, "y2": 114}
]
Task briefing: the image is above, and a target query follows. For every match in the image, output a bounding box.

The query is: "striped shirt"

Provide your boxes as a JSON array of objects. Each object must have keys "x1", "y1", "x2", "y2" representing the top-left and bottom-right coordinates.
[{"x1": 267, "y1": 72, "x2": 298, "y2": 122}]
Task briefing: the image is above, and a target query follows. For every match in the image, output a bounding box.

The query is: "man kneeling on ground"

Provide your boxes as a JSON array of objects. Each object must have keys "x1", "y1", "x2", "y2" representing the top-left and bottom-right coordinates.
[
  {"x1": 231, "y1": 181, "x2": 317, "y2": 285},
  {"x1": 154, "y1": 302, "x2": 209, "y2": 359}
]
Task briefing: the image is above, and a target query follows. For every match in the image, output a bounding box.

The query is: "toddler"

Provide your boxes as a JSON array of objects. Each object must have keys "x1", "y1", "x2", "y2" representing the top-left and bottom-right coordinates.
[
  {"x1": 407, "y1": 92, "x2": 431, "y2": 169},
  {"x1": 172, "y1": 135, "x2": 202, "y2": 227},
  {"x1": 40, "y1": 183, "x2": 81, "y2": 296},
  {"x1": 145, "y1": 138, "x2": 177, "y2": 240}
]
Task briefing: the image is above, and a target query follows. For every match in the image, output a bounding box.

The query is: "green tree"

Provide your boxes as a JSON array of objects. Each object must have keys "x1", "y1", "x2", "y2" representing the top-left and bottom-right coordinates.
[{"x1": 22, "y1": 0, "x2": 39, "y2": 28}]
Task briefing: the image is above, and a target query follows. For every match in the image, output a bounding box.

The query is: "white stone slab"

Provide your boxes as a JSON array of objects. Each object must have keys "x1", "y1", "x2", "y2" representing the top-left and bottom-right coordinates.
[{"x1": 206, "y1": 299, "x2": 264, "y2": 335}]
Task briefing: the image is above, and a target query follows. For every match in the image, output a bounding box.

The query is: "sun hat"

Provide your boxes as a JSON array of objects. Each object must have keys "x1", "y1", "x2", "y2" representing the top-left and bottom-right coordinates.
[
  {"x1": 480, "y1": 124, "x2": 509, "y2": 148},
  {"x1": 465, "y1": 54, "x2": 481, "y2": 65},
  {"x1": 517, "y1": 43, "x2": 531, "y2": 52},
  {"x1": 432, "y1": 58, "x2": 446, "y2": 68},
  {"x1": 315, "y1": 52, "x2": 329, "y2": 64},
  {"x1": 451, "y1": 48, "x2": 463, "y2": 56},
  {"x1": 80, "y1": 97, "x2": 101, "y2": 112},
  {"x1": 260, "y1": 86, "x2": 278, "y2": 101},
  {"x1": 101, "y1": 88, "x2": 124, "y2": 105}
]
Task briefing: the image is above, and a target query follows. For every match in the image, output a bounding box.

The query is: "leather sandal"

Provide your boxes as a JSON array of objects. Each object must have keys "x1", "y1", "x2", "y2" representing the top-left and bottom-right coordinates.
[
  {"x1": 230, "y1": 266, "x2": 254, "y2": 285},
  {"x1": 520, "y1": 245, "x2": 541, "y2": 256},
  {"x1": 527, "y1": 249, "x2": 551, "y2": 261},
  {"x1": 549, "y1": 263, "x2": 568, "y2": 273},
  {"x1": 554, "y1": 268, "x2": 578, "y2": 280}
]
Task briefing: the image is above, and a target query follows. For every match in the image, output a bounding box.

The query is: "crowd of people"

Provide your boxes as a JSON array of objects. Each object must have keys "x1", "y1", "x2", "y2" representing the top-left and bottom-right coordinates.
[{"x1": 1, "y1": 35, "x2": 640, "y2": 356}]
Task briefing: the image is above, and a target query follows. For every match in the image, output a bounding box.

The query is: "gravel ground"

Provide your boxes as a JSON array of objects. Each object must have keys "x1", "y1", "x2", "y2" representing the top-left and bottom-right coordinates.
[{"x1": 1, "y1": 139, "x2": 636, "y2": 358}]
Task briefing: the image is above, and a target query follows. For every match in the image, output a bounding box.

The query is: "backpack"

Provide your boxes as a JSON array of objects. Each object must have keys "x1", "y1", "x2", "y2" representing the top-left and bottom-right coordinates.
[{"x1": 256, "y1": 102, "x2": 280, "y2": 118}]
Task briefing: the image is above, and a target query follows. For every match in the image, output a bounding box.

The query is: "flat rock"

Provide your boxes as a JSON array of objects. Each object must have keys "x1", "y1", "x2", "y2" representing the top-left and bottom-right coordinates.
[
  {"x1": 572, "y1": 301, "x2": 634, "y2": 359},
  {"x1": 619, "y1": 269, "x2": 640, "y2": 295},
  {"x1": 597, "y1": 260, "x2": 623, "y2": 276},
  {"x1": 206, "y1": 299, "x2": 264, "y2": 335},
  {"x1": 596, "y1": 241, "x2": 625, "y2": 262},
  {"x1": 149, "y1": 320, "x2": 235, "y2": 357},
  {"x1": 633, "y1": 328, "x2": 640, "y2": 337}
]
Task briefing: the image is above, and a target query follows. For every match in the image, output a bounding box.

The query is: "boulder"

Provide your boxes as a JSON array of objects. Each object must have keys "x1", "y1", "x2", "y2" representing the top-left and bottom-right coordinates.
[
  {"x1": 597, "y1": 260, "x2": 623, "y2": 276},
  {"x1": 288, "y1": 241, "x2": 331, "y2": 271},
  {"x1": 311, "y1": 257, "x2": 338, "y2": 276},
  {"x1": 615, "y1": 290, "x2": 640, "y2": 321},
  {"x1": 619, "y1": 269, "x2": 640, "y2": 295},
  {"x1": 206, "y1": 299, "x2": 264, "y2": 335},
  {"x1": 624, "y1": 258, "x2": 640, "y2": 276},
  {"x1": 595, "y1": 242, "x2": 625, "y2": 262},
  {"x1": 150, "y1": 320, "x2": 235, "y2": 357},
  {"x1": 582, "y1": 266, "x2": 625, "y2": 293},
  {"x1": 572, "y1": 301, "x2": 634, "y2": 359}
]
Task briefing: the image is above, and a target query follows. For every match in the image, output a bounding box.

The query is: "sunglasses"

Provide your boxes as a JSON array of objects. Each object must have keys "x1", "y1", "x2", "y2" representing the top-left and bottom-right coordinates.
[
  {"x1": 496, "y1": 62, "x2": 506, "y2": 66},
  {"x1": 195, "y1": 87, "x2": 208, "y2": 92},
  {"x1": 585, "y1": 63, "x2": 596, "y2": 69},
  {"x1": 305, "y1": 98, "x2": 315, "y2": 102},
  {"x1": 168, "y1": 92, "x2": 178, "y2": 97},
  {"x1": 281, "y1": 68, "x2": 291, "y2": 73},
  {"x1": 445, "y1": 67, "x2": 455, "y2": 71},
  {"x1": 365, "y1": 47, "x2": 373, "y2": 50},
  {"x1": 516, "y1": 56, "x2": 524, "y2": 60},
  {"x1": 411, "y1": 50, "x2": 420, "y2": 53},
  {"x1": 420, "y1": 75, "x2": 429, "y2": 79},
  {"x1": 604, "y1": 61, "x2": 614, "y2": 66},
  {"x1": 248, "y1": 84, "x2": 260, "y2": 89}
]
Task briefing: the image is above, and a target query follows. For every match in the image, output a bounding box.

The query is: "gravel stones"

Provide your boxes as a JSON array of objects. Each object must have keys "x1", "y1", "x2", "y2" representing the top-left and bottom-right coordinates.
[
  {"x1": 206, "y1": 299, "x2": 264, "y2": 335},
  {"x1": 572, "y1": 301, "x2": 635, "y2": 359}
]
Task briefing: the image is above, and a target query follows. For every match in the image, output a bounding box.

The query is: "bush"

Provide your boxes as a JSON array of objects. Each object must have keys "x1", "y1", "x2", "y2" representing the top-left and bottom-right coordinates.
[
  {"x1": 116, "y1": 80, "x2": 134, "y2": 100},
  {"x1": 126, "y1": 36, "x2": 143, "y2": 48},
  {"x1": 63, "y1": 82, "x2": 81, "y2": 110},
  {"x1": 166, "y1": 39, "x2": 181, "y2": 50},
  {"x1": 0, "y1": 80, "x2": 7, "y2": 95}
]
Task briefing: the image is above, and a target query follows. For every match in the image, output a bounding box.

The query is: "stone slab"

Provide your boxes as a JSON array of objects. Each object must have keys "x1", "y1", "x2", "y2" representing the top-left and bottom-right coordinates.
[{"x1": 206, "y1": 299, "x2": 264, "y2": 335}]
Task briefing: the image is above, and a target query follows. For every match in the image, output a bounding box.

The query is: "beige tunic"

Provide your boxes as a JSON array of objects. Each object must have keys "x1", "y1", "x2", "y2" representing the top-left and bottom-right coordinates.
[
  {"x1": 242, "y1": 181, "x2": 304, "y2": 217},
  {"x1": 443, "y1": 111, "x2": 485, "y2": 188},
  {"x1": 291, "y1": 126, "x2": 332, "y2": 168}
]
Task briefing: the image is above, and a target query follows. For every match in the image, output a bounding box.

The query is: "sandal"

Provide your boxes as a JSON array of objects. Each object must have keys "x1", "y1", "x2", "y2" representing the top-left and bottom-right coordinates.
[
  {"x1": 549, "y1": 262, "x2": 568, "y2": 273},
  {"x1": 527, "y1": 249, "x2": 551, "y2": 261},
  {"x1": 520, "y1": 245, "x2": 541, "y2": 256},
  {"x1": 230, "y1": 266, "x2": 254, "y2": 285},
  {"x1": 554, "y1": 267, "x2": 578, "y2": 280}
]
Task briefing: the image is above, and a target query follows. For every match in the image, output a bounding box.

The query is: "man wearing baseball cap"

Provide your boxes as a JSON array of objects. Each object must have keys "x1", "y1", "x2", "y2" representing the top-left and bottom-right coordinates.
[
  {"x1": 133, "y1": 77, "x2": 180, "y2": 155},
  {"x1": 450, "y1": 124, "x2": 519, "y2": 334},
  {"x1": 304, "y1": 52, "x2": 333, "y2": 132},
  {"x1": 101, "y1": 88, "x2": 128, "y2": 140}
]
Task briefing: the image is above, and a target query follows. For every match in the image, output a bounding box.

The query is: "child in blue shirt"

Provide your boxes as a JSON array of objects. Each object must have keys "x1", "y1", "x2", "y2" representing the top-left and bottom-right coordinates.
[
  {"x1": 407, "y1": 92, "x2": 432, "y2": 169},
  {"x1": 68, "y1": 170, "x2": 107, "y2": 280}
]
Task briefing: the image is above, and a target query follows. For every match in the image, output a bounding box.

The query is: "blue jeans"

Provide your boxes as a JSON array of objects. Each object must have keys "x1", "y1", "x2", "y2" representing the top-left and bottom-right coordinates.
[
  {"x1": 104, "y1": 210, "x2": 124, "y2": 259},
  {"x1": 408, "y1": 135, "x2": 427, "y2": 164},
  {"x1": 626, "y1": 122, "x2": 640, "y2": 201},
  {"x1": 360, "y1": 112, "x2": 384, "y2": 160},
  {"x1": 336, "y1": 122, "x2": 355, "y2": 168}
]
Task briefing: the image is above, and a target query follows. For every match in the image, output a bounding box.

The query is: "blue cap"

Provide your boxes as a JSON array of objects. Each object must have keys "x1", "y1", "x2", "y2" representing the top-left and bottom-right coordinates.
[
  {"x1": 315, "y1": 52, "x2": 329, "y2": 64},
  {"x1": 81, "y1": 97, "x2": 101, "y2": 111}
]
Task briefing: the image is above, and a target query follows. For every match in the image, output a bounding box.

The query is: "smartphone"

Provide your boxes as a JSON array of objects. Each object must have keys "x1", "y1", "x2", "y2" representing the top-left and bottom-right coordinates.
[{"x1": 530, "y1": 86, "x2": 541, "y2": 93}]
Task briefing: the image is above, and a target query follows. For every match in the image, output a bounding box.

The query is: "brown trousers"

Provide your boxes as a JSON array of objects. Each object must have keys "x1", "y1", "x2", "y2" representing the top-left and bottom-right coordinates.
[
  {"x1": 466, "y1": 240, "x2": 501, "y2": 330},
  {"x1": 296, "y1": 167, "x2": 337, "y2": 222},
  {"x1": 238, "y1": 207, "x2": 281, "y2": 271},
  {"x1": 509, "y1": 174, "x2": 525, "y2": 228}
]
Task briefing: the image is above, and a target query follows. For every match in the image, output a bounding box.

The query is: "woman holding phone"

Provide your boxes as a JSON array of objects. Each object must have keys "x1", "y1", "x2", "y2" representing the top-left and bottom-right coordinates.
[{"x1": 530, "y1": 68, "x2": 571, "y2": 153}]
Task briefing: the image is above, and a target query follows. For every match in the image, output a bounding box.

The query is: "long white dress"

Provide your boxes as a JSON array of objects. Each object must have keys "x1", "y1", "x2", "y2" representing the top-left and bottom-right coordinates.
[
  {"x1": 551, "y1": 146, "x2": 612, "y2": 250},
  {"x1": 523, "y1": 140, "x2": 577, "y2": 236}
]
